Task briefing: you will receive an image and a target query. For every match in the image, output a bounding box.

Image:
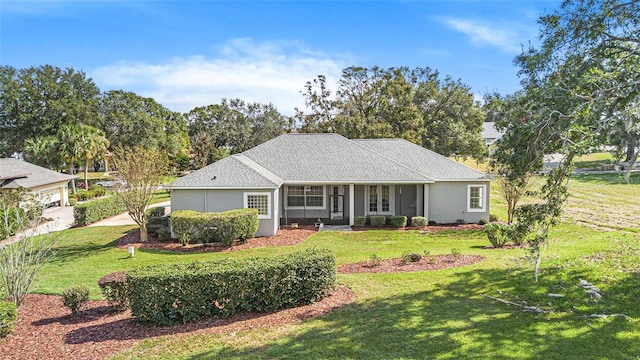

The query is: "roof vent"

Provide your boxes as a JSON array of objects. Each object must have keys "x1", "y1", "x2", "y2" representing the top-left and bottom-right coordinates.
[{"x1": 211, "y1": 176, "x2": 217, "y2": 180}]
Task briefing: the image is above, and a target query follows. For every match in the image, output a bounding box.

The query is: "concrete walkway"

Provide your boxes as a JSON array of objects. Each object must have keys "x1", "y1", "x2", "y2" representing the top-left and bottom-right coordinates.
[{"x1": 320, "y1": 225, "x2": 352, "y2": 231}]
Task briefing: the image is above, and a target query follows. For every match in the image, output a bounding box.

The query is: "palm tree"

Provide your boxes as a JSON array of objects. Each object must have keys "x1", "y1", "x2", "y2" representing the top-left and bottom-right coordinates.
[
  {"x1": 56, "y1": 125, "x2": 84, "y2": 195},
  {"x1": 76, "y1": 125, "x2": 110, "y2": 188}
]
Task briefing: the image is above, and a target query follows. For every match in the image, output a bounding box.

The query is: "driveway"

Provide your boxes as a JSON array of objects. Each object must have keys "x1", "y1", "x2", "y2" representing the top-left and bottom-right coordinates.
[{"x1": 0, "y1": 205, "x2": 75, "y2": 246}]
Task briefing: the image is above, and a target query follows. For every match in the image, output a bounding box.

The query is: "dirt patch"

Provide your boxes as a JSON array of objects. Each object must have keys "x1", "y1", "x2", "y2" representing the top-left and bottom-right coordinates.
[
  {"x1": 117, "y1": 226, "x2": 317, "y2": 253},
  {"x1": 0, "y1": 285, "x2": 355, "y2": 360},
  {"x1": 338, "y1": 254, "x2": 485, "y2": 274}
]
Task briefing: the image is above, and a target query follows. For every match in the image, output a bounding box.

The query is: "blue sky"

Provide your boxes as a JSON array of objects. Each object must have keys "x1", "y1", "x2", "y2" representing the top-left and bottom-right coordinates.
[{"x1": 1, "y1": 1, "x2": 560, "y2": 115}]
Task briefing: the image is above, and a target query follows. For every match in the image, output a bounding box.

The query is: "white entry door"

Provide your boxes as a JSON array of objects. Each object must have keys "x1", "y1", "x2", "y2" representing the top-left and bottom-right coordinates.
[
  {"x1": 330, "y1": 185, "x2": 344, "y2": 219},
  {"x1": 366, "y1": 185, "x2": 394, "y2": 215}
]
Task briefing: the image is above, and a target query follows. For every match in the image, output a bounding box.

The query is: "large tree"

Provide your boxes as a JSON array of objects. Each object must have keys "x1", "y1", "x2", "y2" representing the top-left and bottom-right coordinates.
[
  {"x1": 113, "y1": 147, "x2": 167, "y2": 243},
  {"x1": 495, "y1": 0, "x2": 640, "y2": 281},
  {"x1": 186, "y1": 98, "x2": 292, "y2": 162},
  {"x1": 297, "y1": 66, "x2": 486, "y2": 158},
  {"x1": 99, "y1": 90, "x2": 189, "y2": 159},
  {"x1": 0, "y1": 65, "x2": 100, "y2": 156}
]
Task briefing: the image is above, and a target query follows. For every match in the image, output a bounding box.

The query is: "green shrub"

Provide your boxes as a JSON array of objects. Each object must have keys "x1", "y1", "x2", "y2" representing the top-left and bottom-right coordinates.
[
  {"x1": 146, "y1": 206, "x2": 166, "y2": 218},
  {"x1": 370, "y1": 215, "x2": 386, "y2": 227},
  {"x1": 354, "y1": 216, "x2": 366, "y2": 227},
  {"x1": 146, "y1": 215, "x2": 170, "y2": 239},
  {"x1": 171, "y1": 209, "x2": 259, "y2": 246},
  {"x1": 489, "y1": 213, "x2": 499, "y2": 222},
  {"x1": 428, "y1": 220, "x2": 437, "y2": 226},
  {"x1": 389, "y1": 215, "x2": 407, "y2": 228},
  {"x1": 0, "y1": 301, "x2": 17, "y2": 338},
  {"x1": 478, "y1": 218, "x2": 487, "y2": 225},
  {"x1": 73, "y1": 196, "x2": 127, "y2": 226},
  {"x1": 369, "y1": 254, "x2": 381, "y2": 267},
  {"x1": 456, "y1": 219, "x2": 465, "y2": 225},
  {"x1": 127, "y1": 248, "x2": 336, "y2": 325},
  {"x1": 451, "y1": 248, "x2": 462, "y2": 260},
  {"x1": 62, "y1": 286, "x2": 90, "y2": 316},
  {"x1": 411, "y1": 216, "x2": 427, "y2": 227},
  {"x1": 401, "y1": 251, "x2": 421, "y2": 264},
  {"x1": 484, "y1": 223, "x2": 510, "y2": 248},
  {"x1": 98, "y1": 271, "x2": 130, "y2": 311},
  {"x1": 68, "y1": 198, "x2": 78, "y2": 206}
]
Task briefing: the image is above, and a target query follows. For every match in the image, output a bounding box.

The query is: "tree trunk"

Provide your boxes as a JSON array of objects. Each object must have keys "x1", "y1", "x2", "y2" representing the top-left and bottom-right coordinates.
[
  {"x1": 67, "y1": 163, "x2": 76, "y2": 195},
  {"x1": 139, "y1": 223, "x2": 148, "y2": 242},
  {"x1": 84, "y1": 159, "x2": 89, "y2": 189},
  {"x1": 625, "y1": 137, "x2": 637, "y2": 162},
  {"x1": 507, "y1": 201, "x2": 514, "y2": 224}
]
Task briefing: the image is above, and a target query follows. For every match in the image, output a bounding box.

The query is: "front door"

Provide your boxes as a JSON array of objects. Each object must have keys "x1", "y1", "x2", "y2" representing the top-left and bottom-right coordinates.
[
  {"x1": 330, "y1": 185, "x2": 344, "y2": 219},
  {"x1": 367, "y1": 185, "x2": 393, "y2": 215}
]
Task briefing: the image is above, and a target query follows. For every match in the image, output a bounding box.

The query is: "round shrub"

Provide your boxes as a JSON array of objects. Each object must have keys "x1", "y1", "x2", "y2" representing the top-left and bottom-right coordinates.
[
  {"x1": 410, "y1": 216, "x2": 427, "y2": 227},
  {"x1": 98, "y1": 271, "x2": 130, "y2": 311},
  {"x1": 389, "y1": 216, "x2": 407, "y2": 228},
  {"x1": 354, "y1": 216, "x2": 367, "y2": 227},
  {"x1": 0, "y1": 301, "x2": 17, "y2": 338},
  {"x1": 62, "y1": 286, "x2": 90, "y2": 317}
]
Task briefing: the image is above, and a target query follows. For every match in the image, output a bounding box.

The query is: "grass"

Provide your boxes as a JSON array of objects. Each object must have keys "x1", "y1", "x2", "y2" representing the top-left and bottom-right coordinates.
[{"x1": 25, "y1": 171, "x2": 640, "y2": 359}]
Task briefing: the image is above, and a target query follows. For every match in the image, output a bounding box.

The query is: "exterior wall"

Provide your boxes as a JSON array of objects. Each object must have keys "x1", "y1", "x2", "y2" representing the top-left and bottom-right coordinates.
[
  {"x1": 170, "y1": 188, "x2": 277, "y2": 237},
  {"x1": 427, "y1": 181, "x2": 490, "y2": 224},
  {"x1": 30, "y1": 181, "x2": 70, "y2": 207},
  {"x1": 354, "y1": 185, "x2": 365, "y2": 216}
]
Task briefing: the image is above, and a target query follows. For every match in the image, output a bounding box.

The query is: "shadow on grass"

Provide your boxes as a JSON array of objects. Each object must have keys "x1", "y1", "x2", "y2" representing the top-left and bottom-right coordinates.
[
  {"x1": 571, "y1": 172, "x2": 639, "y2": 184},
  {"x1": 47, "y1": 228, "x2": 136, "y2": 265},
  {"x1": 186, "y1": 268, "x2": 640, "y2": 359}
]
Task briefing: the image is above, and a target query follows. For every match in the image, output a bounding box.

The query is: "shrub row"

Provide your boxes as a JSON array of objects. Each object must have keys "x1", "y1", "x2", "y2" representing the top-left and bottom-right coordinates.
[
  {"x1": 370, "y1": 215, "x2": 386, "y2": 227},
  {"x1": 73, "y1": 196, "x2": 127, "y2": 226},
  {"x1": 127, "y1": 248, "x2": 336, "y2": 325},
  {"x1": 171, "y1": 209, "x2": 259, "y2": 246},
  {"x1": 73, "y1": 185, "x2": 108, "y2": 201},
  {"x1": 0, "y1": 301, "x2": 17, "y2": 338}
]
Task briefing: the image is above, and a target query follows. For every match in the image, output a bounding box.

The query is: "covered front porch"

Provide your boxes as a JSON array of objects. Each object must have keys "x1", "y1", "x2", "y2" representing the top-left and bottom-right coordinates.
[{"x1": 278, "y1": 183, "x2": 431, "y2": 226}]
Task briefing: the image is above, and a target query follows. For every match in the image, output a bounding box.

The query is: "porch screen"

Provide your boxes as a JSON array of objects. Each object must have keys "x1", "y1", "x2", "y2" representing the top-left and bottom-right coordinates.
[{"x1": 287, "y1": 185, "x2": 325, "y2": 208}]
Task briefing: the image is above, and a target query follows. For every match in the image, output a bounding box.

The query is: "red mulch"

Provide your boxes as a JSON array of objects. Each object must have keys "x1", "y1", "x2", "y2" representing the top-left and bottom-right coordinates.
[
  {"x1": 0, "y1": 286, "x2": 356, "y2": 360},
  {"x1": 117, "y1": 226, "x2": 318, "y2": 253},
  {"x1": 338, "y1": 254, "x2": 485, "y2": 274}
]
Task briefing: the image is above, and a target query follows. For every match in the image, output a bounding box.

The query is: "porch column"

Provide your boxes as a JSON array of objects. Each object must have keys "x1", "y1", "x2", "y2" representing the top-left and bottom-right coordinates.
[
  {"x1": 349, "y1": 184, "x2": 355, "y2": 226},
  {"x1": 423, "y1": 184, "x2": 429, "y2": 220}
]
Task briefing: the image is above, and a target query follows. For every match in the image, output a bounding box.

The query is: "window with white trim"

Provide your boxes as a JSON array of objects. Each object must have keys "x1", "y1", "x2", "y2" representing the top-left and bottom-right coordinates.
[
  {"x1": 286, "y1": 185, "x2": 326, "y2": 209},
  {"x1": 244, "y1": 192, "x2": 271, "y2": 219},
  {"x1": 467, "y1": 185, "x2": 486, "y2": 212}
]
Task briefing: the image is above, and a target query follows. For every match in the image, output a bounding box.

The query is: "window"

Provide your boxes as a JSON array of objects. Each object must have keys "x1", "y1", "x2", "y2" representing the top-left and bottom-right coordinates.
[
  {"x1": 467, "y1": 185, "x2": 486, "y2": 212},
  {"x1": 244, "y1": 192, "x2": 271, "y2": 219},
  {"x1": 286, "y1": 185, "x2": 326, "y2": 209}
]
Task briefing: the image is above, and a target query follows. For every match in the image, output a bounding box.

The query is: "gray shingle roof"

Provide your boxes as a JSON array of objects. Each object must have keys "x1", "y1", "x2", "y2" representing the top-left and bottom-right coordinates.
[
  {"x1": 353, "y1": 139, "x2": 487, "y2": 180},
  {"x1": 0, "y1": 158, "x2": 76, "y2": 189},
  {"x1": 170, "y1": 133, "x2": 487, "y2": 189},
  {"x1": 170, "y1": 155, "x2": 283, "y2": 188}
]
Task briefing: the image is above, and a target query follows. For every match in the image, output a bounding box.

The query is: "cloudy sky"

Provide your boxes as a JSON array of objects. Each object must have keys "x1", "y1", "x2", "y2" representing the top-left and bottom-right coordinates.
[{"x1": 1, "y1": 1, "x2": 559, "y2": 115}]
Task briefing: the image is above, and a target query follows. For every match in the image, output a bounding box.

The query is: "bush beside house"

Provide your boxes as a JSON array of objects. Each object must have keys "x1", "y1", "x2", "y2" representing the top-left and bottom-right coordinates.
[{"x1": 171, "y1": 208, "x2": 259, "y2": 246}]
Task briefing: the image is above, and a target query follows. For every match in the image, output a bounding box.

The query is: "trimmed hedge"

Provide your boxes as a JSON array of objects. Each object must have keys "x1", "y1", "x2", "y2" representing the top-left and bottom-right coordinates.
[
  {"x1": 73, "y1": 196, "x2": 127, "y2": 226},
  {"x1": 411, "y1": 216, "x2": 427, "y2": 227},
  {"x1": 389, "y1": 215, "x2": 407, "y2": 227},
  {"x1": 171, "y1": 209, "x2": 259, "y2": 246},
  {"x1": 127, "y1": 248, "x2": 336, "y2": 325},
  {"x1": 354, "y1": 216, "x2": 366, "y2": 227},
  {"x1": 370, "y1": 215, "x2": 386, "y2": 227},
  {"x1": 0, "y1": 301, "x2": 17, "y2": 338}
]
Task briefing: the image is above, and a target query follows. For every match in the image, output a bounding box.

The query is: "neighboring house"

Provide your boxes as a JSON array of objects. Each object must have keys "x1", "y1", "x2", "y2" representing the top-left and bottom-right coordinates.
[
  {"x1": 169, "y1": 133, "x2": 491, "y2": 236},
  {"x1": 169, "y1": 134, "x2": 490, "y2": 236},
  {"x1": 482, "y1": 122, "x2": 502, "y2": 146},
  {"x1": 0, "y1": 158, "x2": 76, "y2": 207}
]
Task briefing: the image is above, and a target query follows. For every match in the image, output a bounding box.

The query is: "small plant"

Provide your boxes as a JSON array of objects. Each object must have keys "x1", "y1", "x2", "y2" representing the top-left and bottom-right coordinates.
[
  {"x1": 411, "y1": 216, "x2": 427, "y2": 227},
  {"x1": 62, "y1": 285, "x2": 90, "y2": 317},
  {"x1": 456, "y1": 219, "x2": 465, "y2": 225},
  {"x1": 489, "y1": 213, "x2": 499, "y2": 222},
  {"x1": 428, "y1": 220, "x2": 437, "y2": 226},
  {"x1": 68, "y1": 198, "x2": 78, "y2": 206},
  {"x1": 423, "y1": 249, "x2": 430, "y2": 257},
  {"x1": 451, "y1": 248, "x2": 462, "y2": 260},
  {"x1": 478, "y1": 218, "x2": 487, "y2": 225},
  {"x1": 369, "y1": 254, "x2": 381, "y2": 267},
  {"x1": 370, "y1": 215, "x2": 386, "y2": 227},
  {"x1": 389, "y1": 215, "x2": 407, "y2": 227},
  {"x1": 401, "y1": 251, "x2": 422, "y2": 264},
  {"x1": 354, "y1": 216, "x2": 367, "y2": 226}
]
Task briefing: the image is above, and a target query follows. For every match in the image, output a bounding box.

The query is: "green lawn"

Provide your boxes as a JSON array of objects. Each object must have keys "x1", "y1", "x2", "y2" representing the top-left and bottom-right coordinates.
[{"x1": 27, "y1": 171, "x2": 640, "y2": 359}]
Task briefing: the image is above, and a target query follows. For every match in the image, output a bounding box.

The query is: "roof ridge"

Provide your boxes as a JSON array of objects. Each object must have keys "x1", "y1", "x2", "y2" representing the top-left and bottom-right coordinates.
[
  {"x1": 232, "y1": 154, "x2": 283, "y2": 186},
  {"x1": 347, "y1": 138, "x2": 435, "y2": 182}
]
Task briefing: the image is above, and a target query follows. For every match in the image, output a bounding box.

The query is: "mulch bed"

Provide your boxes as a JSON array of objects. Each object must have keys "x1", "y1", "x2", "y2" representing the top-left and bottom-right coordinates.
[
  {"x1": 338, "y1": 254, "x2": 485, "y2": 274},
  {"x1": 0, "y1": 286, "x2": 356, "y2": 360}
]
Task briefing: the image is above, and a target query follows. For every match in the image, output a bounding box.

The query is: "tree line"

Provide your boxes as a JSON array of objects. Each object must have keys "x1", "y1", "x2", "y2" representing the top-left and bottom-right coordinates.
[{"x1": 0, "y1": 64, "x2": 489, "y2": 175}]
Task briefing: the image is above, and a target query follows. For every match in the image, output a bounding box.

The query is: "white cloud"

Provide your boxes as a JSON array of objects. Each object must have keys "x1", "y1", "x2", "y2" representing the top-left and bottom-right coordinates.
[
  {"x1": 442, "y1": 18, "x2": 525, "y2": 53},
  {"x1": 90, "y1": 38, "x2": 351, "y2": 115}
]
